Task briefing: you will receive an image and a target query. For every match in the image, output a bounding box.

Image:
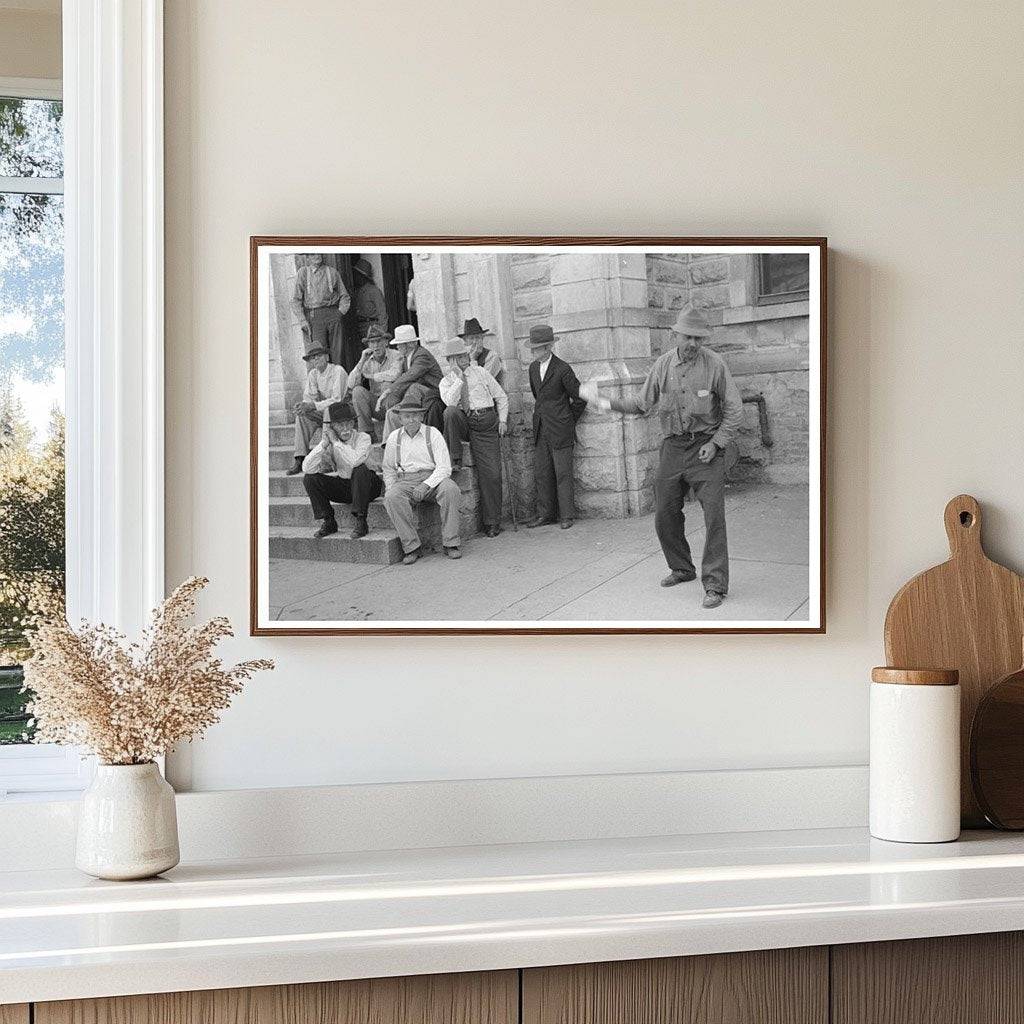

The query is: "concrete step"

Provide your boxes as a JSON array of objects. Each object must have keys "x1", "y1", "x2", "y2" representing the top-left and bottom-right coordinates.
[
  {"x1": 269, "y1": 526, "x2": 403, "y2": 565},
  {"x1": 270, "y1": 496, "x2": 393, "y2": 530},
  {"x1": 269, "y1": 423, "x2": 293, "y2": 446},
  {"x1": 269, "y1": 444, "x2": 477, "y2": 476},
  {"x1": 269, "y1": 471, "x2": 308, "y2": 497},
  {"x1": 269, "y1": 409, "x2": 292, "y2": 427}
]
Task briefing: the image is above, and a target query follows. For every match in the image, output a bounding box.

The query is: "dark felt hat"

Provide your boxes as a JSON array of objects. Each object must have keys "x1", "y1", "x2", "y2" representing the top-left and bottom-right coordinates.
[
  {"x1": 353, "y1": 257, "x2": 373, "y2": 280},
  {"x1": 395, "y1": 396, "x2": 426, "y2": 414},
  {"x1": 458, "y1": 317, "x2": 489, "y2": 338},
  {"x1": 528, "y1": 324, "x2": 556, "y2": 347},
  {"x1": 362, "y1": 324, "x2": 392, "y2": 346},
  {"x1": 302, "y1": 346, "x2": 329, "y2": 360},
  {"x1": 328, "y1": 401, "x2": 356, "y2": 423}
]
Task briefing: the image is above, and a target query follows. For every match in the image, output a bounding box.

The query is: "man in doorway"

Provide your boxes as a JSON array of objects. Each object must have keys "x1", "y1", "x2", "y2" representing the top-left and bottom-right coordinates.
[
  {"x1": 379, "y1": 324, "x2": 445, "y2": 435},
  {"x1": 301, "y1": 401, "x2": 382, "y2": 540},
  {"x1": 525, "y1": 323, "x2": 586, "y2": 530},
  {"x1": 352, "y1": 257, "x2": 389, "y2": 340},
  {"x1": 584, "y1": 305, "x2": 743, "y2": 609},
  {"x1": 440, "y1": 337, "x2": 509, "y2": 538},
  {"x1": 292, "y1": 253, "x2": 351, "y2": 366},
  {"x1": 347, "y1": 324, "x2": 401, "y2": 439},
  {"x1": 458, "y1": 317, "x2": 504, "y2": 385},
  {"x1": 288, "y1": 346, "x2": 346, "y2": 476},
  {"x1": 382, "y1": 396, "x2": 463, "y2": 564}
]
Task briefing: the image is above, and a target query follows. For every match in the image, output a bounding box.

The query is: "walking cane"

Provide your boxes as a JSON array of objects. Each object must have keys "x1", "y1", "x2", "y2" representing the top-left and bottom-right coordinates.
[{"x1": 500, "y1": 436, "x2": 519, "y2": 532}]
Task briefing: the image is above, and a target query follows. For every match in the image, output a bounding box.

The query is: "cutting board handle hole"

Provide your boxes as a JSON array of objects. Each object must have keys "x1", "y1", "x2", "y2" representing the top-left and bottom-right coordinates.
[{"x1": 960, "y1": 511, "x2": 974, "y2": 527}]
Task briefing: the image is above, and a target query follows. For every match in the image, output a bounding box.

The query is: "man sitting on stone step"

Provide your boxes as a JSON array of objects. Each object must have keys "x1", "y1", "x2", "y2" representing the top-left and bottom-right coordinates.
[
  {"x1": 288, "y1": 346, "x2": 347, "y2": 476},
  {"x1": 301, "y1": 401, "x2": 382, "y2": 540},
  {"x1": 378, "y1": 324, "x2": 445, "y2": 436},
  {"x1": 440, "y1": 336, "x2": 508, "y2": 539},
  {"x1": 381, "y1": 396, "x2": 463, "y2": 564},
  {"x1": 347, "y1": 325, "x2": 401, "y2": 441}
]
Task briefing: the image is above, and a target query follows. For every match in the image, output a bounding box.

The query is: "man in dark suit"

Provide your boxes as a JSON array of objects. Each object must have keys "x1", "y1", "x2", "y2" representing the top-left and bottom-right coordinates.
[
  {"x1": 379, "y1": 324, "x2": 445, "y2": 434},
  {"x1": 526, "y1": 324, "x2": 587, "y2": 529}
]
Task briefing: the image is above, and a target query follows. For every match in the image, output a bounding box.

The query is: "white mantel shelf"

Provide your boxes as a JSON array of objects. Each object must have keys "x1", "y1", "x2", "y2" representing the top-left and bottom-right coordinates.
[{"x1": 4, "y1": 826, "x2": 1024, "y2": 1004}]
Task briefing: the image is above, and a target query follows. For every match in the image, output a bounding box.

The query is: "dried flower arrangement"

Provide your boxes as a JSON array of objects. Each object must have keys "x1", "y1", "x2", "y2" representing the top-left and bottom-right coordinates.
[{"x1": 22, "y1": 576, "x2": 273, "y2": 765}]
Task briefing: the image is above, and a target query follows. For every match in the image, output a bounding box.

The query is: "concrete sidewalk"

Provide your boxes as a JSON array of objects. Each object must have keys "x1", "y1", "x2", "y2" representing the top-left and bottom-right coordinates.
[{"x1": 269, "y1": 482, "x2": 811, "y2": 624}]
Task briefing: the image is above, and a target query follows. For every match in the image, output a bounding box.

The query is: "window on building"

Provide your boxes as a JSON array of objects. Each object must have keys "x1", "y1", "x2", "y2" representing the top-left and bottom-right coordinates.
[
  {"x1": 756, "y1": 253, "x2": 810, "y2": 305},
  {"x1": 0, "y1": 88, "x2": 75, "y2": 795}
]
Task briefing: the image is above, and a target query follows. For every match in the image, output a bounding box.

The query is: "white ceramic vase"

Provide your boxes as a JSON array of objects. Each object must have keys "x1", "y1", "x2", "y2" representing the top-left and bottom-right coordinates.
[{"x1": 76, "y1": 762, "x2": 180, "y2": 880}]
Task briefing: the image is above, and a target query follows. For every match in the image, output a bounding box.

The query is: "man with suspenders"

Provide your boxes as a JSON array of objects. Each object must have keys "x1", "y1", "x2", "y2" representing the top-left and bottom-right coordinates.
[{"x1": 381, "y1": 396, "x2": 463, "y2": 564}]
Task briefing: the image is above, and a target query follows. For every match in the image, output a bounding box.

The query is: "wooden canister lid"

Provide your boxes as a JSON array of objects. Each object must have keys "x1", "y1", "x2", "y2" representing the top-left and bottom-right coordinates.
[{"x1": 871, "y1": 666, "x2": 960, "y2": 686}]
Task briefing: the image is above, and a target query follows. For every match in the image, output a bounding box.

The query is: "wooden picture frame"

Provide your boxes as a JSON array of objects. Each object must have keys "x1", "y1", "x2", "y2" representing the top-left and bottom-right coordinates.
[{"x1": 251, "y1": 237, "x2": 827, "y2": 635}]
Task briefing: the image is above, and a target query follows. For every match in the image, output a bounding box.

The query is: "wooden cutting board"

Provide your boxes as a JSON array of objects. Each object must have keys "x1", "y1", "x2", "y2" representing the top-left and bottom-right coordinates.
[{"x1": 884, "y1": 494, "x2": 1024, "y2": 826}]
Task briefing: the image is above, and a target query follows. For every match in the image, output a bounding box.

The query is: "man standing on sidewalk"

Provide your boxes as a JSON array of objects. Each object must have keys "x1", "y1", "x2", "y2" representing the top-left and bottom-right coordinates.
[
  {"x1": 292, "y1": 254, "x2": 351, "y2": 366},
  {"x1": 440, "y1": 337, "x2": 509, "y2": 538},
  {"x1": 382, "y1": 396, "x2": 463, "y2": 564},
  {"x1": 301, "y1": 401, "x2": 382, "y2": 540},
  {"x1": 583, "y1": 305, "x2": 743, "y2": 609},
  {"x1": 525, "y1": 324, "x2": 587, "y2": 530},
  {"x1": 457, "y1": 317, "x2": 504, "y2": 384}
]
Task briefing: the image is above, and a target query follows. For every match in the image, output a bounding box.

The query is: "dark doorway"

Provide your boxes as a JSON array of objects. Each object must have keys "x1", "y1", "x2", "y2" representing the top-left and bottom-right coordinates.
[{"x1": 380, "y1": 253, "x2": 417, "y2": 333}]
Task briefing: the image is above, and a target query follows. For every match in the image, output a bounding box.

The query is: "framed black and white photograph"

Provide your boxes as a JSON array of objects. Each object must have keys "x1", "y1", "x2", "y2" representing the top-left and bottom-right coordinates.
[{"x1": 250, "y1": 237, "x2": 826, "y2": 635}]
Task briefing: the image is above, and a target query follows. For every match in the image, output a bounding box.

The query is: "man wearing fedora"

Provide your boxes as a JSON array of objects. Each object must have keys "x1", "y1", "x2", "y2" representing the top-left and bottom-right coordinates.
[
  {"x1": 379, "y1": 324, "x2": 445, "y2": 436},
  {"x1": 458, "y1": 317, "x2": 504, "y2": 385},
  {"x1": 382, "y1": 396, "x2": 463, "y2": 564},
  {"x1": 347, "y1": 324, "x2": 401, "y2": 440},
  {"x1": 288, "y1": 345, "x2": 347, "y2": 476},
  {"x1": 526, "y1": 323, "x2": 587, "y2": 530},
  {"x1": 352, "y1": 257, "x2": 388, "y2": 341},
  {"x1": 586, "y1": 304, "x2": 743, "y2": 609},
  {"x1": 301, "y1": 401, "x2": 382, "y2": 540},
  {"x1": 292, "y1": 253, "x2": 351, "y2": 366},
  {"x1": 440, "y1": 337, "x2": 509, "y2": 538}
]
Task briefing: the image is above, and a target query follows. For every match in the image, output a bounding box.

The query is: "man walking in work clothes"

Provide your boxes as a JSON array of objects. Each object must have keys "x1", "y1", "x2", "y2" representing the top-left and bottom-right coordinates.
[
  {"x1": 526, "y1": 324, "x2": 587, "y2": 530},
  {"x1": 584, "y1": 305, "x2": 743, "y2": 609}
]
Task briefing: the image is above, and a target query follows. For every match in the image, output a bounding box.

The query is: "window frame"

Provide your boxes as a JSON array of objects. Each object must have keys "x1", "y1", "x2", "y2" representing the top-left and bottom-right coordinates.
[
  {"x1": 0, "y1": 0, "x2": 165, "y2": 799},
  {"x1": 755, "y1": 252, "x2": 811, "y2": 306}
]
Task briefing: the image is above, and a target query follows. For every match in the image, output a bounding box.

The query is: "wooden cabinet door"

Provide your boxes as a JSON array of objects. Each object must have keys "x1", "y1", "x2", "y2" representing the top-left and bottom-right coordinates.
[
  {"x1": 832, "y1": 932, "x2": 1024, "y2": 1024},
  {"x1": 523, "y1": 948, "x2": 828, "y2": 1024},
  {"x1": 35, "y1": 971, "x2": 517, "y2": 1024},
  {"x1": 0, "y1": 1006, "x2": 29, "y2": 1024}
]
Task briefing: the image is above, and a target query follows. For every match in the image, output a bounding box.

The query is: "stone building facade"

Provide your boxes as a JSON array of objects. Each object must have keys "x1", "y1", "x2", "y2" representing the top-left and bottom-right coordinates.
[{"x1": 268, "y1": 251, "x2": 810, "y2": 523}]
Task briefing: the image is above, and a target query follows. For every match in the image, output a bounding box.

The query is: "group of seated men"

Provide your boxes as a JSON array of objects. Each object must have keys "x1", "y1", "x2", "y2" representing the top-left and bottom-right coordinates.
[{"x1": 288, "y1": 317, "x2": 524, "y2": 564}]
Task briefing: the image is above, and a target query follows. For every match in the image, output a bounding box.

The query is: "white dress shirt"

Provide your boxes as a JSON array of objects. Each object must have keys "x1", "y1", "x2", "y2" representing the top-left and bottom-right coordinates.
[
  {"x1": 302, "y1": 364, "x2": 346, "y2": 413},
  {"x1": 382, "y1": 424, "x2": 451, "y2": 492},
  {"x1": 439, "y1": 364, "x2": 509, "y2": 424},
  {"x1": 301, "y1": 429, "x2": 371, "y2": 479},
  {"x1": 538, "y1": 355, "x2": 553, "y2": 381}
]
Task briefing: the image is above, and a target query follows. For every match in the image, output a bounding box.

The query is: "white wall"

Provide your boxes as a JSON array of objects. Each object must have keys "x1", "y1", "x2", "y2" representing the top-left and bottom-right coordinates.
[{"x1": 164, "y1": 0, "x2": 1024, "y2": 792}]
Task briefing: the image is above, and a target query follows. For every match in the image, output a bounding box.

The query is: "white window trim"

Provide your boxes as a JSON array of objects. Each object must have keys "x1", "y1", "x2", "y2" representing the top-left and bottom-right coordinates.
[{"x1": 0, "y1": 3, "x2": 165, "y2": 798}]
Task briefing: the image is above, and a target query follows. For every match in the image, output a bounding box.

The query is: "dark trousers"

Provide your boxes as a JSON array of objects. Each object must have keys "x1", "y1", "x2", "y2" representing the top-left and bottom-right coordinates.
[
  {"x1": 533, "y1": 433, "x2": 575, "y2": 522},
  {"x1": 443, "y1": 406, "x2": 502, "y2": 527},
  {"x1": 304, "y1": 306, "x2": 342, "y2": 364},
  {"x1": 303, "y1": 464, "x2": 382, "y2": 522},
  {"x1": 654, "y1": 434, "x2": 729, "y2": 594}
]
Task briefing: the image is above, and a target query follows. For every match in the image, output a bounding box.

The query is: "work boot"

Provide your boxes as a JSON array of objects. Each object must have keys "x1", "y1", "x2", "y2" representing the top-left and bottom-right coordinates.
[
  {"x1": 286, "y1": 456, "x2": 304, "y2": 476},
  {"x1": 661, "y1": 570, "x2": 696, "y2": 587},
  {"x1": 349, "y1": 515, "x2": 369, "y2": 540},
  {"x1": 314, "y1": 519, "x2": 337, "y2": 539},
  {"x1": 402, "y1": 549, "x2": 421, "y2": 566},
  {"x1": 560, "y1": 519, "x2": 574, "y2": 530},
  {"x1": 702, "y1": 590, "x2": 725, "y2": 609},
  {"x1": 444, "y1": 545, "x2": 462, "y2": 559},
  {"x1": 485, "y1": 524, "x2": 502, "y2": 538}
]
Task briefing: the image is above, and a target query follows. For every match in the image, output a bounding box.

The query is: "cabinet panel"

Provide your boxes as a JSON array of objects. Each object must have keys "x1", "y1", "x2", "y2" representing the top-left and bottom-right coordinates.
[
  {"x1": 36, "y1": 971, "x2": 517, "y2": 1024},
  {"x1": 0, "y1": 1006, "x2": 29, "y2": 1024},
  {"x1": 832, "y1": 932, "x2": 1024, "y2": 1024},
  {"x1": 522, "y1": 948, "x2": 828, "y2": 1024}
]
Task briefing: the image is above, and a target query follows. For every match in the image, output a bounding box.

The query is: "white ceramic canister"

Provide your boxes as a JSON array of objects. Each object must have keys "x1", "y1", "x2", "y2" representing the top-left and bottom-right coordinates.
[
  {"x1": 76, "y1": 762, "x2": 180, "y2": 880},
  {"x1": 869, "y1": 667, "x2": 961, "y2": 843}
]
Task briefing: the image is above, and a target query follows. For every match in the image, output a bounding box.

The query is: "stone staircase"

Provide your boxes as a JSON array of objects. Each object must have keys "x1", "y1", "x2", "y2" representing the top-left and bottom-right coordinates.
[{"x1": 267, "y1": 413, "x2": 481, "y2": 565}]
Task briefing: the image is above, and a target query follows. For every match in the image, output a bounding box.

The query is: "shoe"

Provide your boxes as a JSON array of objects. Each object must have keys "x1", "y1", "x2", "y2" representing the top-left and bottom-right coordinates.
[
  {"x1": 485, "y1": 525, "x2": 502, "y2": 538},
  {"x1": 560, "y1": 519, "x2": 574, "y2": 530},
  {"x1": 526, "y1": 517, "x2": 555, "y2": 528},
  {"x1": 661, "y1": 570, "x2": 697, "y2": 587},
  {"x1": 313, "y1": 520, "x2": 337, "y2": 538},
  {"x1": 286, "y1": 458, "x2": 303, "y2": 476},
  {"x1": 349, "y1": 516, "x2": 368, "y2": 540},
  {"x1": 702, "y1": 590, "x2": 725, "y2": 609},
  {"x1": 402, "y1": 549, "x2": 421, "y2": 565},
  {"x1": 444, "y1": 545, "x2": 462, "y2": 559}
]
